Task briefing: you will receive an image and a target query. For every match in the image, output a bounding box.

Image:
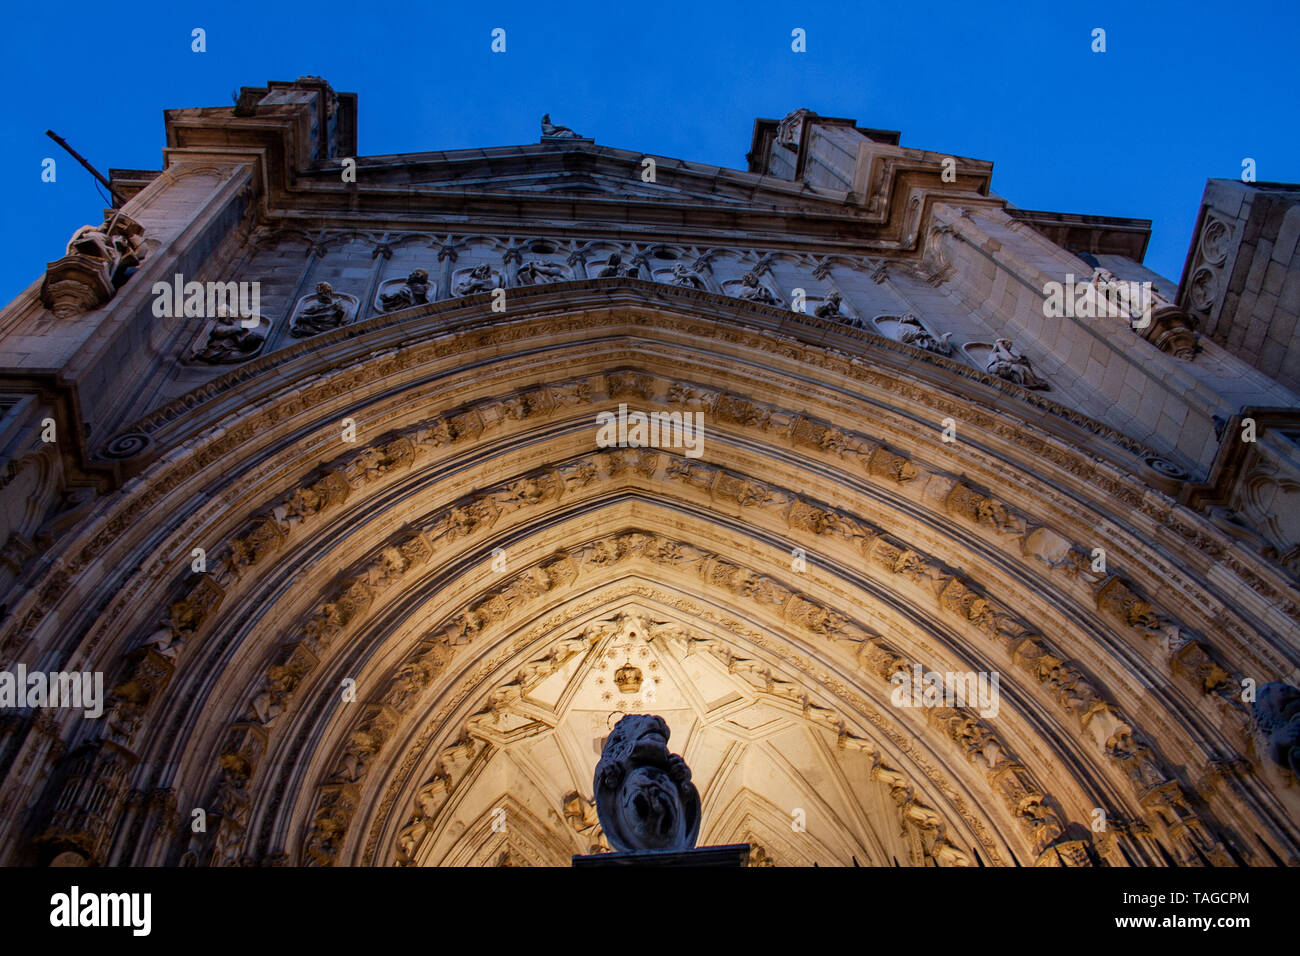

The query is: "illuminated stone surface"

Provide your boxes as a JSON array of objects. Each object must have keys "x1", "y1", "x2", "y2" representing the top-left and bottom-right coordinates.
[{"x1": 0, "y1": 79, "x2": 1298, "y2": 867}]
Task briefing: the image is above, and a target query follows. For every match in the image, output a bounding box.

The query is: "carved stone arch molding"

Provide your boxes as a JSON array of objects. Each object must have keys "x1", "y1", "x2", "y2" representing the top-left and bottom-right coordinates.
[
  {"x1": 3, "y1": 294, "x2": 1297, "y2": 867},
  {"x1": 134, "y1": 496, "x2": 1279, "y2": 868},
  {"x1": 333, "y1": 588, "x2": 1017, "y2": 869}
]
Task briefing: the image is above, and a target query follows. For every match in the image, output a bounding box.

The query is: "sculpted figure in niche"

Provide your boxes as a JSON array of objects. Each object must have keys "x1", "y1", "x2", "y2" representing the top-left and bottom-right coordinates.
[
  {"x1": 291, "y1": 282, "x2": 350, "y2": 337},
  {"x1": 250, "y1": 665, "x2": 294, "y2": 724},
  {"x1": 140, "y1": 622, "x2": 182, "y2": 661},
  {"x1": 541, "y1": 114, "x2": 581, "y2": 138},
  {"x1": 814, "y1": 291, "x2": 843, "y2": 318},
  {"x1": 379, "y1": 268, "x2": 431, "y2": 312},
  {"x1": 284, "y1": 485, "x2": 323, "y2": 522},
  {"x1": 597, "y1": 252, "x2": 639, "y2": 278},
  {"x1": 453, "y1": 264, "x2": 495, "y2": 296},
  {"x1": 192, "y1": 310, "x2": 268, "y2": 363},
  {"x1": 1107, "y1": 731, "x2": 1166, "y2": 790},
  {"x1": 898, "y1": 313, "x2": 953, "y2": 355},
  {"x1": 735, "y1": 270, "x2": 779, "y2": 305},
  {"x1": 515, "y1": 260, "x2": 568, "y2": 285},
  {"x1": 594, "y1": 714, "x2": 701, "y2": 853},
  {"x1": 668, "y1": 263, "x2": 707, "y2": 289},
  {"x1": 399, "y1": 819, "x2": 428, "y2": 858},
  {"x1": 985, "y1": 338, "x2": 1048, "y2": 389}
]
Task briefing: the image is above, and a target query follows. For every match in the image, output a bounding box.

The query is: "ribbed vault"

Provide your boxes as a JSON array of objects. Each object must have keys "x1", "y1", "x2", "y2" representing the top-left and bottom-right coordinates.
[{"x1": 4, "y1": 283, "x2": 1297, "y2": 867}]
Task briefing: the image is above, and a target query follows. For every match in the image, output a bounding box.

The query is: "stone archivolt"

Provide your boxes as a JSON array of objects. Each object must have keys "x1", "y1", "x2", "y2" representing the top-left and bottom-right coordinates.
[
  {"x1": 3, "y1": 312, "x2": 1297, "y2": 868},
  {"x1": 171, "y1": 370, "x2": 1261, "y2": 737},
  {"x1": 83, "y1": 298, "x2": 1290, "y2": 636},
  {"x1": 8, "y1": 84, "x2": 1300, "y2": 869},
  {"x1": 183, "y1": 435, "x2": 1240, "y2": 866},
  {"x1": 21, "y1": 296, "x2": 1283, "y2": 650}
]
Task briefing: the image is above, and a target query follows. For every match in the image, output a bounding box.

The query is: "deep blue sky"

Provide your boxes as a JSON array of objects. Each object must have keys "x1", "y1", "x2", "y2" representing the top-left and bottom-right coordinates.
[{"x1": 4, "y1": 0, "x2": 1298, "y2": 304}]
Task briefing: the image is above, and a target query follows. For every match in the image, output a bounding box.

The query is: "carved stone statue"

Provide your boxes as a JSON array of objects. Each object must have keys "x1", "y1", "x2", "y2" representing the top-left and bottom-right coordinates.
[
  {"x1": 453, "y1": 264, "x2": 495, "y2": 296},
  {"x1": 814, "y1": 291, "x2": 843, "y2": 318},
  {"x1": 898, "y1": 313, "x2": 953, "y2": 355},
  {"x1": 41, "y1": 212, "x2": 147, "y2": 318},
  {"x1": 597, "y1": 252, "x2": 638, "y2": 278},
  {"x1": 66, "y1": 213, "x2": 146, "y2": 288},
  {"x1": 985, "y1": 338, "x2": 1048, "y2": 389},
  {"x1": 668, "y1": 263, "x2": 707, "y2": 289},
  {"x1": 291, "y1": 282, "x2": 350, "y2": 337},
  {"x1": 515, "y1": 260, "x2": 568, "y2": 285},
  {"x1": 192, "y1": 311, "x2": 268, "y2": 363},
  {"x1": 593, "y1": 714, "x2": 701, "y2": 853},
  {"x1": 541, "y1": 114, "x2": 580, "y2": 139},
  {"x1": 735, "y1": 270, "x2": 779, "y2": 305},
  {"x1": 1090, "y1": 267, "x2": 1174, "y2": 323},
  {"x1": 140, "y1": 622, "x2": 182, "y2": 661},
  {"x1": 379, "y1": 269, "x2": 431, "y2": 312},
  {"x1": 1253, "y1": 682, "x2": 1300, "y2": 776}
]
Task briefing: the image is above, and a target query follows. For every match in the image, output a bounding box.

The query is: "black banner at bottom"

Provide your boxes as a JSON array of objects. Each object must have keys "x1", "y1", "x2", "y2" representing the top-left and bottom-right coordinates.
[{"x1": 0, "y1": 864, "x2": 1287, "y2": 944}]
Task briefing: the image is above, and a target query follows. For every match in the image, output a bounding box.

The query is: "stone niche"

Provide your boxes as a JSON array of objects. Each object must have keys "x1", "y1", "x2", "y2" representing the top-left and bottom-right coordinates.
[
  {"x1": 721, "y1": 271, "x2": 783, "y2": 307},
  {"x1": 512, "y1": 259, "x2": 572, "y2": 286},
  {"x1": 451, "y1": 264, "x2": 503, "y2": 297},
  {"x1": 963, "y1": 339, "x2": 1050, "y2": 390},
  {"x1": 187, "y1": 314, "x2": 271, "y2": 364},
  {"x1": 289, "y1": 282, "x2": 358, "y2": 337},
  {"x1": 375, "y1": 269, "x2": 435, "y2": 313}
]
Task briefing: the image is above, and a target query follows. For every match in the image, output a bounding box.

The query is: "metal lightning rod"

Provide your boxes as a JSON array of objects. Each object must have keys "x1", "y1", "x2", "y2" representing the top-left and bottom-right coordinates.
[{"x1": 44, "y1": 129, "x2": 127, "y2": 208}]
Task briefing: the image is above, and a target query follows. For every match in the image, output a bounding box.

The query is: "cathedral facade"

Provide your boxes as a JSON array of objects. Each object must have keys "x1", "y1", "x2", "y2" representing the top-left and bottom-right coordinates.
[{"x1": 1, "y1": 76, "x2": 1298, "y2": 867}]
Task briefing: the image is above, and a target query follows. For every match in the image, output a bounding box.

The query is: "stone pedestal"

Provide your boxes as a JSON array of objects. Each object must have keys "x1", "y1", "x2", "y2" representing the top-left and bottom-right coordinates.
[{"x1": 572, "y1": 843, "x2": 750, "y2": 868}]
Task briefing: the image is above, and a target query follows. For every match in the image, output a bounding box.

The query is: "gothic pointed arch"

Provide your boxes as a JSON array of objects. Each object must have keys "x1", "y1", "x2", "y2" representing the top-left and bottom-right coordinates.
[{"x1": 3, "y1": 82, "x2": 1297, "y2": 869}]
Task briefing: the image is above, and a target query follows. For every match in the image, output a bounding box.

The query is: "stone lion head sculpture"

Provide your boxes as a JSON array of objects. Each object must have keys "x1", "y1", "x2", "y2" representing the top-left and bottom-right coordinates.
[{"x1": 593, "y1": 714, "x2": 701, "y2": 853}]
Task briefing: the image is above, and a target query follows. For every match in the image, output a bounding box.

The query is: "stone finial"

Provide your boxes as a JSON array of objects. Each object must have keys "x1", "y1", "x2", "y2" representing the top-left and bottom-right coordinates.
[{"x1": 593, "y1": 714, "x2": 700, "y2": 853}]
